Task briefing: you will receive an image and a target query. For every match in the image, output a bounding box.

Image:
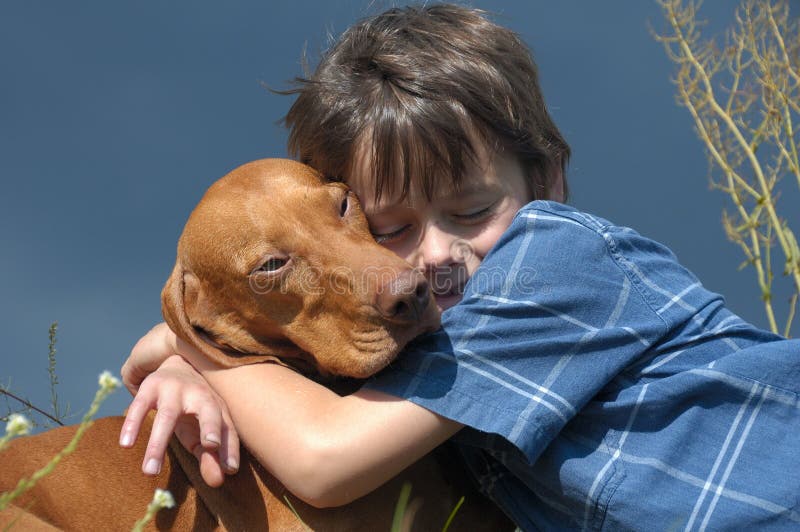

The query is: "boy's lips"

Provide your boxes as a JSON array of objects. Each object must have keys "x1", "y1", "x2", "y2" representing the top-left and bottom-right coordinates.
[
  {"x1": 427, "y1": 265, "x2": 471, "y2": 309},
  {"x1": 429, "y1": 269, "x2": 470, "y2": 297},
  {"x1": 431, "y1": 283, "x2": 465, "y2": 297},
  {"x1": 430, "y1": 277, "x2": 468, "y2": 310},
  {"x1": 432, "y1": 290, "x2": 463, "y2": 311}
]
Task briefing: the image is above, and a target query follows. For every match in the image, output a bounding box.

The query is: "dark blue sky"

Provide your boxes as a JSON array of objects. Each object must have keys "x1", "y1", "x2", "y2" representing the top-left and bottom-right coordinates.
[{"x1": 1, "y1": 1, "x2": 788, "y2": 423}]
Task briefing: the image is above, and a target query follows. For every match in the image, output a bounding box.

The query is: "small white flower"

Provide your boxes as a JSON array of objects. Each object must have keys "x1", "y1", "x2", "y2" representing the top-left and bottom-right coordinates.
[
  {"x1": 98, "y1": 370, "x2": 121, "y2": 391},
  {"x1": 6, "y1": 413, "x2": 33, "y2": 437},
  {"x1": 152, "y1": 488, "x2": 175, "y2": 509}
]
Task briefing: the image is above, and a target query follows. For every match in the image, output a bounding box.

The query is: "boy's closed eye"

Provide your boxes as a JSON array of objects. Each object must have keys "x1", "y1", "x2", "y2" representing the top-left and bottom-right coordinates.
[
  {"x1": 371, "y1": 224, "x2": 412, "y2": 244},
  {"x1": 367, "y1": 199, "x2": 502, "y2": 244},
  {"x1": 450, "y1": 200, "x2": 499, "y2": 222}
]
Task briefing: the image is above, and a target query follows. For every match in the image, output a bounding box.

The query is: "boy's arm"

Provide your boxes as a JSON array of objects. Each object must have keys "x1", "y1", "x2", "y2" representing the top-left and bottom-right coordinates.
[
  {"x1": 123, "y1": 323, "x2": 462, "y2": 507},
  {"x1": 198, "y1": 360, "x2": 462, "y2": 507}
]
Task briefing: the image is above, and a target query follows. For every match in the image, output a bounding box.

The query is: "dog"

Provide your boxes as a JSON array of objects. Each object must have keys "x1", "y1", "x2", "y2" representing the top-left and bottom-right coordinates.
[
  {"x1": 0, "y1": 159, "x2": 513, "y2": 531},
  {"x1": 161, "y1": 158, "x2": 439, "y2": 380}
]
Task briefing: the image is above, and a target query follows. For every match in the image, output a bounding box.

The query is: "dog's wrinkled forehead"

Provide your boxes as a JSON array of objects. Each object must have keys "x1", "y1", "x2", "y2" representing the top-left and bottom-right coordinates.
[
  {"x1": 207, "y1": 159, "x2": 326, "y2": 206},
  {"x1": 178, "y1": 159, "x2": 332, "y2": 274}
]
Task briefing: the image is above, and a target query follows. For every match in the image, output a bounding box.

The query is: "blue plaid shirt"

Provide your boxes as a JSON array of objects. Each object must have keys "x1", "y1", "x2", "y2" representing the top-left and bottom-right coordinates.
[{"x1": 366, "y1": 201, "x2": 799, "y2": 531}]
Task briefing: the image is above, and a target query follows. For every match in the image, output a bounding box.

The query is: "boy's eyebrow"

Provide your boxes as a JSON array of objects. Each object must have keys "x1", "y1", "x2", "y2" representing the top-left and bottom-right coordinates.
[
  {"x1": 434, "y1": 182, "x2": 501, "y2": 201},
  {"x1": 455, "y1": 183, "x2": 496, "y2": 194},
  {"x1": 363, "y1": 202, "x2": 410, "y2": 217}
]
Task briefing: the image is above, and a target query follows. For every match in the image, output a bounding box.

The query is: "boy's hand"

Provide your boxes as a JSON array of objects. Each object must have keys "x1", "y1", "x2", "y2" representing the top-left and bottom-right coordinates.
[
  {"x1": 121, "y1": 322, "x2": 181, "y2": 395},
  {"x1": 119, "y1": 354, "x2": 240, "y2": 488}
]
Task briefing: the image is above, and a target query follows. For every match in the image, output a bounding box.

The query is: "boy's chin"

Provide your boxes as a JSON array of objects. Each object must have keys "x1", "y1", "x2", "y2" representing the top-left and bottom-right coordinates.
[{"x1": 434, "y1": 293, "x2": 463, "y2": 312}]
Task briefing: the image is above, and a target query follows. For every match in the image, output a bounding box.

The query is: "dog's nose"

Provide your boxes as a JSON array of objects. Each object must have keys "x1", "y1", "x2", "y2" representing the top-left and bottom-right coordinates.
[{"x1": 374, "y1": 269, "x2": 431, "y2": 324}]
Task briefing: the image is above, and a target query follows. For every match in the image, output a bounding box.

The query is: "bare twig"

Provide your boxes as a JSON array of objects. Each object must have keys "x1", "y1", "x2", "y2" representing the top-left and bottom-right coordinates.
[
  {"x1": 0, "y1": 388, "x2": 63, "y2": 427},
  {"x1": 655, "y1": 0, "x2": 799, "y2": 336}
]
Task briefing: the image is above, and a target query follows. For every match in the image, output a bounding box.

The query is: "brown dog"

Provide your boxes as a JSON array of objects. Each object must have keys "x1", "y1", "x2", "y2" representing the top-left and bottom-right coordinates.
[
  {"x1": 0, "y1": 160, "x2": 512, "y2": 531},
  {"x1": 161, "y1": 158, "x2": 439, "y2": 379}
]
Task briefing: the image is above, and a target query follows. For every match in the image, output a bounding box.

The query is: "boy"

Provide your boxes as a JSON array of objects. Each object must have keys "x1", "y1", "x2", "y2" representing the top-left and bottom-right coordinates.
[{"x1": 121, "y1": 4, "x2": 800, "y2": 530}]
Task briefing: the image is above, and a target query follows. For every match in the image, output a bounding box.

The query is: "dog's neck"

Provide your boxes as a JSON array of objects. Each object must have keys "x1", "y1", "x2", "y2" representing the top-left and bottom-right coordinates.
[{"x1": 194, "y1": 327, "x2": 355, "y2": 388}]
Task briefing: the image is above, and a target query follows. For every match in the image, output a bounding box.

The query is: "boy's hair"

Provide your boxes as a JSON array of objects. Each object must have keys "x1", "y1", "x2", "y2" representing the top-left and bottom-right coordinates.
[{"x1": 282, "y1": 3, "x2": 570, "y2": 202}]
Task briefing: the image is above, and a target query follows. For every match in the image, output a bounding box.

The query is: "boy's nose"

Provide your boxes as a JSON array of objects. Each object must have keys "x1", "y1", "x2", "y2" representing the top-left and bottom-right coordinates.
[{"x1": 416, "y1": 223, "x2": 458, "y2": 270}]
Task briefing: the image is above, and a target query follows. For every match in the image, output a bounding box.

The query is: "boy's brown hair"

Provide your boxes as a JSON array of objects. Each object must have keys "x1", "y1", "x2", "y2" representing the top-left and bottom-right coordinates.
[{"x1": 282, "y1": 3, "x2": 570, "y2": 202}]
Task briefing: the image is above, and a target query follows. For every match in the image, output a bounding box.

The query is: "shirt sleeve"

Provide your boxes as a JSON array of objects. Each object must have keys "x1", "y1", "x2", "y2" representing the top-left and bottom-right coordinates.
[{"x1": 363, "y1": 201, "x2": 674, "y2": 464}]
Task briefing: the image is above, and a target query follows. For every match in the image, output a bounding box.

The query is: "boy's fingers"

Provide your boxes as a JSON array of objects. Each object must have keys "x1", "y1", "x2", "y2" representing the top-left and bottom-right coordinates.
[
  {"x1": 142, "y1": 396, "x2": 181, "y2": 476},
  {"x1": 119, "y1": 393, "x2": 155, "y2": 447},
  {"x1": 170, "y1": 420, "x2": 224, "y2": 486},
  {"x1": 197, "y1": 402, "x2": 223, "y2": 449},
  {"x1": 173, "y1": 417, "x2": 202, "y2": 457},
  {"x1": 198, "y1": 449, "x2": 225, "y2": 487},
  {"x1": 220, "y1": 415, "x2": 240, "y2": 474}
]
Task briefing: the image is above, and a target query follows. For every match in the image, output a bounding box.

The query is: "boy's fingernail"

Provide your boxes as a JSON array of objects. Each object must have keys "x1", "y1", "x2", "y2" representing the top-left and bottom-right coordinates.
[
  {"x1": 226, "y1": 458, "x2": 239, "y2": 472},
  {"x1": 144, "y1": 458, "x2": 161, "y2": 475},
  {"x1": 119, "y1": 432, "x2": 133, "y2": 447},
  {"x1": 204, "y1": 433, "x2": 220, "y2": 445}
]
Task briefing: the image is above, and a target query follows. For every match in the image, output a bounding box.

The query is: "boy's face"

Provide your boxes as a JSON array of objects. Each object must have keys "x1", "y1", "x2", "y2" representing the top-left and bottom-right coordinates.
[{"x1": 348, "y1": 141, "x2": 532, "y2": 311}]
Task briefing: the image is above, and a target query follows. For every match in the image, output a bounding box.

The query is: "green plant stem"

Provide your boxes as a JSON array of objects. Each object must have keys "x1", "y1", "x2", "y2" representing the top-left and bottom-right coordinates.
[
  {"x1": 390, "y1": 482, "x2": 412, "y2": 532},
  {"x1": 47, "y1": 322, "x2": 61, "y2": 423},
  {"x1": 282, "y1": 495, "x2": 311, "y2": 531},
  {"x1": 130, "y1": 509, "x2": 157, "y2": 532},
  {"x1": 441, "y1": 496, "x2": 465, "y2": 532},
  {"x1": 785, "y1": 294, "x2": 797, "y2": 337}
]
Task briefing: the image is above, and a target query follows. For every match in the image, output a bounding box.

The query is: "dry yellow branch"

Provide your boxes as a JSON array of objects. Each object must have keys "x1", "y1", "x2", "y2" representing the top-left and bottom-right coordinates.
[{"x1": 656, "y1": 0, "x2": 799, "y2": 336}]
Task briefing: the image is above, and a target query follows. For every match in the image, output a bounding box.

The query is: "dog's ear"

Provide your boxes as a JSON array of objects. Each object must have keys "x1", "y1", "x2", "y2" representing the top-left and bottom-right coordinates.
[
  {"x1": 162, "y1": 261, "x2": 313, "y2": 372},
  {"x1": 161, "y1": 262, "x2": 247, "y2": 368}
]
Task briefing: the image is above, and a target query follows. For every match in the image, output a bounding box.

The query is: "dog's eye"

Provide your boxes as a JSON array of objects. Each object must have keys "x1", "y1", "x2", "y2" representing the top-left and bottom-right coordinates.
[
  {"x1": 257, "y1": 257, "x2": 288, "y2": 272},
  {"x1": 339, "y1": 193, "x2": 349, "y2": 218}
]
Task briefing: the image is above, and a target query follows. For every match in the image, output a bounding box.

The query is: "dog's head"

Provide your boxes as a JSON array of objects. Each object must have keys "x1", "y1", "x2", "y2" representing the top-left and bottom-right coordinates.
[{"x1": 162, "y1": 159, "x2": 441, "y2": 379}]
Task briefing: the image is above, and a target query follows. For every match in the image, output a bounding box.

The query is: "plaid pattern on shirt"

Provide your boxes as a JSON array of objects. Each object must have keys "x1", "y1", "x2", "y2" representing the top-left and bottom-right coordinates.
[{"x1": 365, "y1": 201, "x2": 800, "y2": 531}]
